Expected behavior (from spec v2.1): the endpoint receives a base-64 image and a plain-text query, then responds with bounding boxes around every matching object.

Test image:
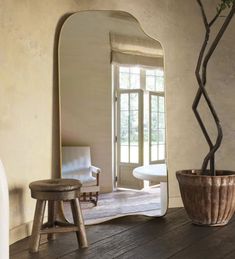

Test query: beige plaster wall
[1,0,235,244]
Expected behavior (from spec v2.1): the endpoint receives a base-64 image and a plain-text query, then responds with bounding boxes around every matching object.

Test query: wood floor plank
[116,214,235,259]
[60,208,189,259]
[115,221,219,258]
[10,211,178,259]
[166,220,235,259]
[10,208,235,259]
[223,249,235,259]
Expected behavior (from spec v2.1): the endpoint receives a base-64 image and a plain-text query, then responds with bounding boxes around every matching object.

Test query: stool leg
[48,201,56,241]
[29,200,46,253]
[71,198,88,248]
[83,193,86,201]
[95,192,99,206]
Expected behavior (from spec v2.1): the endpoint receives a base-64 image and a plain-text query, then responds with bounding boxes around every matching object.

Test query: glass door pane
[130,93,139,163]
[149,93,166,163]
[120,93,129,162]
[118,90,143,164]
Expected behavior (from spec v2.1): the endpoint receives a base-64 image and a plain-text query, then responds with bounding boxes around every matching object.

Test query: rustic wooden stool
[29,179,88,253]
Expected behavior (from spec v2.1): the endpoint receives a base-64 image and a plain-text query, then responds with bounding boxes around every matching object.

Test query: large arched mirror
[59,10,168,224]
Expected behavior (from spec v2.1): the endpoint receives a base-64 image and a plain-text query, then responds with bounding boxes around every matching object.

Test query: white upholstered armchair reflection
[62,146,101,206]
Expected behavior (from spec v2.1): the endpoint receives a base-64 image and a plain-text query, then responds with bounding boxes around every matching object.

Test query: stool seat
[29,179,82,201]
[29,178,88,253]
[29,179,81,192]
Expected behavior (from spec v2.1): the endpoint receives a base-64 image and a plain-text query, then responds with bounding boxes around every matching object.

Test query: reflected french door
[116,89,144,189]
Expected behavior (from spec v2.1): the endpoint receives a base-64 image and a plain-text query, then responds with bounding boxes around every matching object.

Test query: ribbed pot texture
[176,170,235,226]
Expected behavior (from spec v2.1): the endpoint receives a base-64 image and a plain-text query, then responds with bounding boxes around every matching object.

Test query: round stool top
[29,178,81,192]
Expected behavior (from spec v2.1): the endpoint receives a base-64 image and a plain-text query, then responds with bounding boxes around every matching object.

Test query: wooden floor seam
[10,208,235,259]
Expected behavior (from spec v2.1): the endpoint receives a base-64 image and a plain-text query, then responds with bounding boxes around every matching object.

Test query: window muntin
[146,68,164,92]
[119,67,140,89]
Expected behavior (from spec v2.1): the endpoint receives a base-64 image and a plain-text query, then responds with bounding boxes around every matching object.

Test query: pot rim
[176,169,235,177]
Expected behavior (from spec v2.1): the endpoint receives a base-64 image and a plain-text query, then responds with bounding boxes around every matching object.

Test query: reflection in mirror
[59,10,167,224]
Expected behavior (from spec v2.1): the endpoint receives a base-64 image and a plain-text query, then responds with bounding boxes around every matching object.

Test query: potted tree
[176,0,235,226]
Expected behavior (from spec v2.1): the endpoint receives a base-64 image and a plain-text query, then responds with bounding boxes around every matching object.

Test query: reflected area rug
[66,188,162,225]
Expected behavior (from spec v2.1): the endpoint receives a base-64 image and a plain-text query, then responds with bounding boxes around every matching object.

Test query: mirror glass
[59,10,168,224]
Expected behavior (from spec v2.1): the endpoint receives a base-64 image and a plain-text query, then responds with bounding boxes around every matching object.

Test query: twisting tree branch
[193,0,235,175]
[193,0,213,172]
[209,6,223,26]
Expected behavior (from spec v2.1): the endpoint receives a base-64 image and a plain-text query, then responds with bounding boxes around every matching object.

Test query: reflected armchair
[62,146,101,206]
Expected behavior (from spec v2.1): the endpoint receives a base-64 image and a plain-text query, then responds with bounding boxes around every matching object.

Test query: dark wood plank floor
[10,208,235,259]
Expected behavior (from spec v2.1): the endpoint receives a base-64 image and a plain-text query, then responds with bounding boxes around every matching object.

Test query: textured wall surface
[1,0,235,244]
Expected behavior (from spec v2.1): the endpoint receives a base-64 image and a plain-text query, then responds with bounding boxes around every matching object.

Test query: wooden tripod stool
[29,179,88,253]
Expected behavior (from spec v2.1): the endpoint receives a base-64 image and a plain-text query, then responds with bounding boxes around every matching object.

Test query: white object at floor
[0,160,9,259]
[133,164,168,215]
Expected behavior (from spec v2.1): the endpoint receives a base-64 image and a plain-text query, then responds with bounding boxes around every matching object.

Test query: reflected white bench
[133,164,167,214]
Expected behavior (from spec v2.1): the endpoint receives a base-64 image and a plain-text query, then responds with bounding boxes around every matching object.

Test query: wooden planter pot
[176,170,235,226]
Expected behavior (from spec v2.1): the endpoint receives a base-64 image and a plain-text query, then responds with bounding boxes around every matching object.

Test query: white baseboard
[10,221,33,245]
[169,196,183,208]
[100,186,113,193]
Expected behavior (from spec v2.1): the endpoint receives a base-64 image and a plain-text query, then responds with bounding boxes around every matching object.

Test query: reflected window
[119,67,140,89]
